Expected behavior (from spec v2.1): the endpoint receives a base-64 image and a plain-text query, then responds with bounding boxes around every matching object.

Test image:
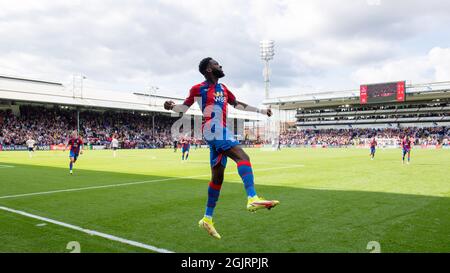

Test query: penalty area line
[0,205,174,253]
[0,164,304,200]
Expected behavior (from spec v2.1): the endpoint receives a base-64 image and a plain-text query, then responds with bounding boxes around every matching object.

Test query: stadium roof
[263,81,450,109]
[0,74,264,121]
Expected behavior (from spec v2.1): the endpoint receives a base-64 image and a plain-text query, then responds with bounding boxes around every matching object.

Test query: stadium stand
[0,105,177,148]
[264,81,450,148]
[278,127,449,147]
[0,74,264,150]
[2,75,449,150]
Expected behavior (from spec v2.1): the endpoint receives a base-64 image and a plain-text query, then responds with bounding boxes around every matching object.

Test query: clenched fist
[260,108,272,117]
[164,100,175,111]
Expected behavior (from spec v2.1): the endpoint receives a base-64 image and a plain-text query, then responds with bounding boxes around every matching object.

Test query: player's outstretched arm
[164,100,190,113]
[63,141,69,152]
[232,100,272,117]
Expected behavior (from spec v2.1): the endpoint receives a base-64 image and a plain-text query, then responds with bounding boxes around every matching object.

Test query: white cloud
[351,47,450,85]
[429,47,450,81]
[351,56,430,84]
[0,0,449,105]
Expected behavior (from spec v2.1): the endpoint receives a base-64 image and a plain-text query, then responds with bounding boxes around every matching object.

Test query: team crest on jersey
[214,91,225,103]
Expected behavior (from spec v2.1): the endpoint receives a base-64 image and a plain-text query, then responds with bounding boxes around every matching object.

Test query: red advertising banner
[360,85,368,104]
[51,144,67,150]
[396,81,405,102]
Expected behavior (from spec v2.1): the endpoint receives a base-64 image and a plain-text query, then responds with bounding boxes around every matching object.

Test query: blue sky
[0,0,449,105]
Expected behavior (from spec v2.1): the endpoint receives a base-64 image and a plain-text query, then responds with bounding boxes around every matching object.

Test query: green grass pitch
[0,147,449,253]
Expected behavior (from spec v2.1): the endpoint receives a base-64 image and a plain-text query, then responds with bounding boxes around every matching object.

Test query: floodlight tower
[81,75,86,99]
[260,40,275,99]
[148,85,159,106]
[72,74,86,135]
[72,74,87,98]
[147,85,159,135]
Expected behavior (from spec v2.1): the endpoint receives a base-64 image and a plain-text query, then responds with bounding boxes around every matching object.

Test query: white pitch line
[0,205,173,253]
[0,164,15,169]
[0,164,304,200]
[0,176,203,200]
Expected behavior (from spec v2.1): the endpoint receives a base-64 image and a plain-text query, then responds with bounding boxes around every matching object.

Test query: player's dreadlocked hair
[199,57,213,75]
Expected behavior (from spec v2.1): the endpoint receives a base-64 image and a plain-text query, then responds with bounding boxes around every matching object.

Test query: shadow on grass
[0,162,448,253]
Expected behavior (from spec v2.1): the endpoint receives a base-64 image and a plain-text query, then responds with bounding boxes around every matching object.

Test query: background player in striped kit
[402,135,412,164]
[370,137,377,160]
[63,130,84,175]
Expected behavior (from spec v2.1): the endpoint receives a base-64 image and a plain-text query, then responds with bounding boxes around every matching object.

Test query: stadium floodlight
[81,76,86,99]
[72,74,87,99]
[260,40,275,99]
[71,75,86,134]
[147,85,159,106]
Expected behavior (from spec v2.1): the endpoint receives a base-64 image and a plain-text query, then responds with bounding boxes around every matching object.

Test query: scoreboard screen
[360,81,405,104]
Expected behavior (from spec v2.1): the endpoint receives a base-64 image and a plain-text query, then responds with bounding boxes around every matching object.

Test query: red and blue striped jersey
[68,137,83,154]
[183,81,237,128]
[181,140,190,149]
[402,139,411,150]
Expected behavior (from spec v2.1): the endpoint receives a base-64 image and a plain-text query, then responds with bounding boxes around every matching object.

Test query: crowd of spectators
[278,127,449,147]
[1,106,73,146]
[0,106,179,149]
[80,110,176,148]
[1,105,448,149]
